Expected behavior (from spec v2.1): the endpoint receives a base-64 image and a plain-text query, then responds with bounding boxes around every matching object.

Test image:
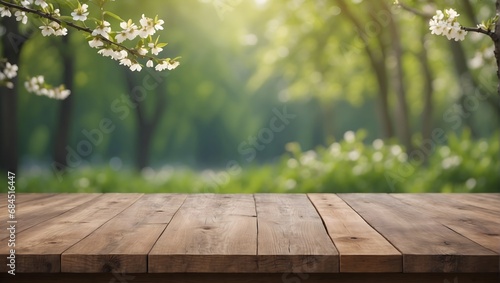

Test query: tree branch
[395,1,432,19]
[0,0,158,61]
[462,26,498,41]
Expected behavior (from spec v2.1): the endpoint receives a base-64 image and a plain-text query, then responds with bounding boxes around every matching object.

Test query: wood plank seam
[305,194,340,252]
[337,193,405,272]
[59,194,145,255]
[252,194,258,257]
[145,194,188,273]
[441,223,500,257]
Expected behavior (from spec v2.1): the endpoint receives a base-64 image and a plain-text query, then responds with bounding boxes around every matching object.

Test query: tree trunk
[335,0,394,140]
[448,41,479,136]
[496,0,500,97]
[419,35,434,144]
[136,124,154,170]
[123,70,167,171]
[387,9,413,152]
[0,18,26,174]
[53,35,75,171]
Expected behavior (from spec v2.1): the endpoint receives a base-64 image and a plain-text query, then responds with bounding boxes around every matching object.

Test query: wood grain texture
[391,194,500,254]
[0,193,143,273]
[0,194,101,240]
[1,273,498,283]
[149,194,258,273]
[428,193,500,215]
[62,194,187,273]
[255,194,339,273]
[339,194,499,273]
[0,193,58,207]
[308,194,401,272]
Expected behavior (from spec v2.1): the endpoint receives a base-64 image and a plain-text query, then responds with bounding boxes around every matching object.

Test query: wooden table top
[0,193,499,274]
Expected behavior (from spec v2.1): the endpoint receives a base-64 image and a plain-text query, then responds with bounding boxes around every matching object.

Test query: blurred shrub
[12,130,500,193]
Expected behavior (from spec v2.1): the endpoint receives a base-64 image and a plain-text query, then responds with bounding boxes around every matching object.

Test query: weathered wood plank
[428,193,500,215]
[0,193,143,273]
[0,194,101,240]
[308,194,401,272]
[62,194,187,273]
[255,194,339,273]
[339,194,499,273]
[149,194,257,273]
[0,193,58,207]
[391,194,500,254]
[1,272,498,283]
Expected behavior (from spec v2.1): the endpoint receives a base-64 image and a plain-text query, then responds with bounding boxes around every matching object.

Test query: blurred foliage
[13,131,499,193]
[2,0,499,192]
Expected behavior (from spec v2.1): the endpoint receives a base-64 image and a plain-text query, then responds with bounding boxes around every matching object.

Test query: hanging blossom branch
[395,0,500,96]
[0,0,180,99]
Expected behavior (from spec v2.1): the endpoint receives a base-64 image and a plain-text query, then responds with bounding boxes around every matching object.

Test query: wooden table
[0,193,499,282]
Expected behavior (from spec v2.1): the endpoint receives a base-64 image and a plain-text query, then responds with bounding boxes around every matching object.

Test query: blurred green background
[1,0,499,193]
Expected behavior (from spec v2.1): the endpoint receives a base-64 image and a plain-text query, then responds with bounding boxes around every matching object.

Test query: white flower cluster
[0,61,18,89]
[25,76,71,100]
[429,9,468,41]
[87,14,179,72]
[0,0,180,73]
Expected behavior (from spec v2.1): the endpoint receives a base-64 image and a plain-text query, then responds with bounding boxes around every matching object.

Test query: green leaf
[103,11,125,22]
[156,42,168,48]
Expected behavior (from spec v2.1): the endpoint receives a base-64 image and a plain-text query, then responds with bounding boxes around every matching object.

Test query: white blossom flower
[148,42,163,55]
[115,31,128,43]
[0,7,12,17]
[130,62,142,72]
[429,18,446,35]
[137,47,148,56]
[119,20,139,40]
[34,0,48,8]
[24,76,71,100]
[119,58,132,67]
[3,62,18,79]
[154,18,164,31]
[139,14,156,38]
[6,82,13,89]
[146,60,154,68]
[155,60,168,71]
[429,9,467,41]
[15,11,28,24]
[92,21,111,39]
[88,38,104,48]
[40,24,55,36]
[113,50,128,60]
[445,8,459,20]
[50,21,67,36]
[71,4,89,21]
[155,59,179,71]
[53,86,71,100]
[98,48,115,58]
[20,0,32,8]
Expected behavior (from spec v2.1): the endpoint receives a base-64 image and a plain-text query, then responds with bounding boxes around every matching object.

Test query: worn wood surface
[255,194,338,273]
[308,194,401,272]
[338,193,499,273]
[149,194,258,273]
[1,193,499,277]
[1,273,498,283]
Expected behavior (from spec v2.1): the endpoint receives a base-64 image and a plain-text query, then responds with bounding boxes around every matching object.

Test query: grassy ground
[9,131,500,194]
